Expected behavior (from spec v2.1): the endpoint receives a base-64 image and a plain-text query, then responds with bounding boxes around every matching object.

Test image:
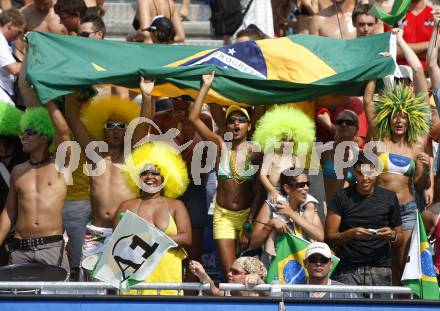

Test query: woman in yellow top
[115,141,191,295]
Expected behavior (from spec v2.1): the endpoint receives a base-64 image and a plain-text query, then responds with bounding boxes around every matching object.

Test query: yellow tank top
[130,209,187,296]
[65,152,90,201]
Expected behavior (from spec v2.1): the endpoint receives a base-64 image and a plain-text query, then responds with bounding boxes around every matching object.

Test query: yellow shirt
[65,152,90,201]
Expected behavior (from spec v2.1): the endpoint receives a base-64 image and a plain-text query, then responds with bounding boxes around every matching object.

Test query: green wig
[20,107,55,143]
[124,141,189,199]
[252,105,316,154]
[375,84,431,144]
[81,95,140,140]
[0,101,23,137]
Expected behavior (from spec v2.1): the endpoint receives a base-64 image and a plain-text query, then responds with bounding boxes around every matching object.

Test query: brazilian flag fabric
[266,233,339,284]
[402,212,439,300]
[26,32,395,105]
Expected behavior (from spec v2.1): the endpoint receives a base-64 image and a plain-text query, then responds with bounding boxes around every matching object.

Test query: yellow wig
[124,141,189,198]
[81,95,140,140]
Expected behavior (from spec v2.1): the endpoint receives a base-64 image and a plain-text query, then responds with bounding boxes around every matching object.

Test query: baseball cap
[145,15,173,32]
[225,105,250,120]
[304,242,332,260]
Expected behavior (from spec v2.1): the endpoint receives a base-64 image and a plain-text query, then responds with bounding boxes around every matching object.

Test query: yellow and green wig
[252,105,316,154]
[81,95,140,140]
[375,84,431,144]
[20,107,55,143]
[0,101,23,137]
[124,141,189,198]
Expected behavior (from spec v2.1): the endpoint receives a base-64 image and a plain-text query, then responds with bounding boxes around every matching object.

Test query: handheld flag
[26,32,395,105]
[93,211,177,290]
[368,0,410,26]
[266,234,339,284]
[401,211,439,300]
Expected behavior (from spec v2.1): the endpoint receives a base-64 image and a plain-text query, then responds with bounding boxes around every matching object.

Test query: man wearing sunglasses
[289,242,356,298]
[0,103,71,272]
[325,153,403,292]
[78,13,105,39]
[65,82,153,279]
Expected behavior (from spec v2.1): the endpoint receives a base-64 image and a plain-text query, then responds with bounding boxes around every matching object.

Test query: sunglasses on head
[104,122,126,129]
[307,256,330,264]
[229,268,246,276]
[140,167,161,177]
[78,31,99,38]
[294,181,310,189]
[22,128,38,136]
[335,118,356,126]
[226,115,248,124]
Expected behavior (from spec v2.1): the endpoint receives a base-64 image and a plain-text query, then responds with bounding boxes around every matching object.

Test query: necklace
[229,145,249,184]
[29,155,51,166]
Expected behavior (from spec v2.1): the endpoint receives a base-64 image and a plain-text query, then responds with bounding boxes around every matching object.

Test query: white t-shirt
[0,32,16,102]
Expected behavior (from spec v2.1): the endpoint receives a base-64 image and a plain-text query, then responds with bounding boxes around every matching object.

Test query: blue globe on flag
[282,260,306,284]
[421,249,436,278]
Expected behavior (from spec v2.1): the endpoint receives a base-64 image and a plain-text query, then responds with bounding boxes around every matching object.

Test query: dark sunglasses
[335,118,356,126]
[226,115,248,124]
[307,256,330,264]
[294,181,310,189]
[140,168,161,177]
[78,31,99,38]
[104,122,126,129]
[22,128,38,136]
[230,268,246,276]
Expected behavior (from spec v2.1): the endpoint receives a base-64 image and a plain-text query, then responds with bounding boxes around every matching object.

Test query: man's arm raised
[132,77,155,148]
[65,94,94,150]
[46,101,70,148]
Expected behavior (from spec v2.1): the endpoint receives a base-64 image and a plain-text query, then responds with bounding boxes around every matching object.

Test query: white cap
[304,242,332,260]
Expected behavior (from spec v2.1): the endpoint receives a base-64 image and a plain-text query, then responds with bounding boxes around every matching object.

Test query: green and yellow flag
[26,32,395,105]
[402,212,440,300]
[266,234,339,284]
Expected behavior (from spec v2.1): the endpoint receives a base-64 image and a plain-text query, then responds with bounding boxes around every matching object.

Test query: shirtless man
[54,0,86,35]
[13,0,66,62]
[65,91,150,275]
[0,103,71,271]
[309,0,356,39]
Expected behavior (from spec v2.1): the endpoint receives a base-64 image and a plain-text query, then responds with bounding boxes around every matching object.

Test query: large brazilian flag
[26,31,396,105]
[266,233,339,284]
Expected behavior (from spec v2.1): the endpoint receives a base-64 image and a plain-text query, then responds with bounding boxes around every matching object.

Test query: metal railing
[0,281,426,299]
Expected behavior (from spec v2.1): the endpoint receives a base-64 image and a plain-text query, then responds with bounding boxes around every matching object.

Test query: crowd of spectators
[0,0,439,299]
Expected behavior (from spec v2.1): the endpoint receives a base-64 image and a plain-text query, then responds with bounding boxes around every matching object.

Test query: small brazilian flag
[266,234,339,284]
[402,212,439,300]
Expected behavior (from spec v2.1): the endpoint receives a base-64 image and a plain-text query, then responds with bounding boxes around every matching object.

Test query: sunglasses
[307,256,330,264]
[294,181,310,189]
[22,128,38,136]
[230,268,246,276]
[227,115,248,125]
[78,31,99,38]
[335,119,356,126]
[140,168,161,177]
[104,122,126,129]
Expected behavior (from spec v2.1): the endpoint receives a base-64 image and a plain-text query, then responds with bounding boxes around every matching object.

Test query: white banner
[93,210,177,289]
[401,214,421,281]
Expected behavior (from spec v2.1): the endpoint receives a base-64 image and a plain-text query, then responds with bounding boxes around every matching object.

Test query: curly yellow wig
[124,141,189,198]
[375,84,431,144]
[81,95,140,140]
[0,102,23,137]
[252,105,316,154]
